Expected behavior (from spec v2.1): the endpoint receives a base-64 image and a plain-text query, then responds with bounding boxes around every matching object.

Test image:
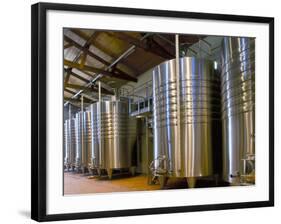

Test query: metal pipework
[64,34,150,106]
[81,93,97,102]
[221,37,255,185]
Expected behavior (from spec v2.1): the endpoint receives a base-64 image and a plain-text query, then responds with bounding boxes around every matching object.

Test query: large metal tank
[64,118,76,170]
[74,112,83,171]
[74,111,92,172]
[89,104,99,172]
[89,103,100,175]
[152,57,220,188]
[64,121,67,169]
[83,111,92,172]
[221,37,255,185]
[96,101,137,178]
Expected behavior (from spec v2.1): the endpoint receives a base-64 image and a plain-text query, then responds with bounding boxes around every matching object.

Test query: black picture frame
[31,2,274,222]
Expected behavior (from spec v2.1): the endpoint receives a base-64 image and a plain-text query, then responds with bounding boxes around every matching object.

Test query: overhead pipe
[81,93,97,102]
[64,33,150,106]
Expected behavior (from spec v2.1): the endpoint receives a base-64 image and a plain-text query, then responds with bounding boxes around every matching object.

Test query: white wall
[121,68,153,100]
[0,0,280,223]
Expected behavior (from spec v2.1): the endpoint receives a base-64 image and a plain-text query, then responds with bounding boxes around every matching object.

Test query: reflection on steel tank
[64,118,76,170]
[74,112,83,171]
[83,111,92,172]
[74,111,92,173]
[221,37,255,185]
[90,101,137,179]
[89,103,99,172]
[151,57,220,188]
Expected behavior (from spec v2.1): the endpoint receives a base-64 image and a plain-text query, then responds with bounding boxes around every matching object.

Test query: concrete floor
[64,172,223,195]
[64,172,160,195]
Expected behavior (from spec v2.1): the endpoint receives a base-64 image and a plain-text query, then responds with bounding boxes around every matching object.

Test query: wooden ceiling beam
[64,35,137,82]
[70,29,140,75]
[64,68,89,83]
[64,59,118,78]
[64,59,137,82]
[108,32,147,49]
[64,68,72,84]
[64,68,114,95]
[64,88,97,102]
[64,35,109,64]
[64,97,93,103]
[64,43,73,49]
[64,88,77,95]
[70,29,100,42]
[65,83,114,95]
[109,32,174,59]
[64,33,96,88]
[149,37,175,58]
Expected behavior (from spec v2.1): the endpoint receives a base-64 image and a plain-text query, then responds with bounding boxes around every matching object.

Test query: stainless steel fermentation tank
[74,112,83,171]
[74,111,92,172]
[90,101,137,179]
[64,118,76,170]
[83,111,92,172]
[221,37,255,185]
[89,103,99,172]
[152,57,220,188]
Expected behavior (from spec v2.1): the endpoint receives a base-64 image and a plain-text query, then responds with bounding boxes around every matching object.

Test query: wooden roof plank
[70,29,140,75]
[64,35,137,81]
[65,83,114,95]
[109,32,174,59]
[64,88,96,102]
[64,59,137,82]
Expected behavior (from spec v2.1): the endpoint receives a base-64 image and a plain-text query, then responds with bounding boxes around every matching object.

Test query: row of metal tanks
[64,36,255,188]
[64,101,137,179]
[151,37,255,188]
